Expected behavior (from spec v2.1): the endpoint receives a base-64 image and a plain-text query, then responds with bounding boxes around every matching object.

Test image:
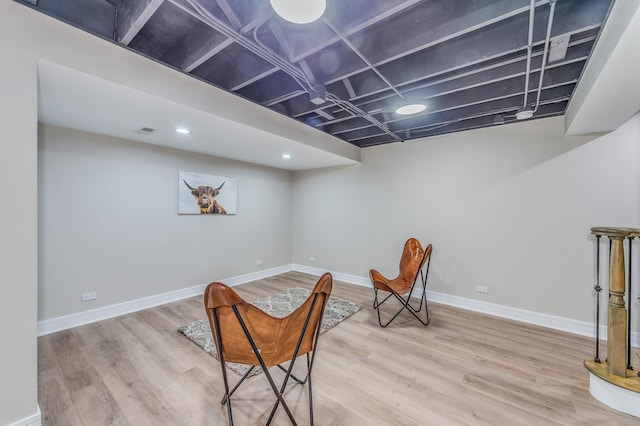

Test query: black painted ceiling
[22,0,614,147]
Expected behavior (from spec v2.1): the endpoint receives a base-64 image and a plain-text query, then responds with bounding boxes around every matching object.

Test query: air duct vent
[133,127,158,135]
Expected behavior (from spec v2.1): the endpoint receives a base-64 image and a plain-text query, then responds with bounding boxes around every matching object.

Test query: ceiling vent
[132,127,158,135]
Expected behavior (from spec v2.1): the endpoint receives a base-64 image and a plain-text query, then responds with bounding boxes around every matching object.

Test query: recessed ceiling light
[395,103,426,115]
[270,0,326,24]
[175,127,191,134]
[282,153,291,159]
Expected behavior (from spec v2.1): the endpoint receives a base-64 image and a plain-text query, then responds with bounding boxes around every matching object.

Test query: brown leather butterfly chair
[203,273,333,426]
[370,238,432,327]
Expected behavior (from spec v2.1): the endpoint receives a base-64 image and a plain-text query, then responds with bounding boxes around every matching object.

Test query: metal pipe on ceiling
[533,0,557,113]
[182,0,310,89]
[522,0,536,110]
[178,0,402,142]
[518,0,557,119]
[324,18,404,100]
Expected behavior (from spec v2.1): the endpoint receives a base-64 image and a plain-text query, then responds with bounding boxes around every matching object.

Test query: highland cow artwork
[179,171,237,215]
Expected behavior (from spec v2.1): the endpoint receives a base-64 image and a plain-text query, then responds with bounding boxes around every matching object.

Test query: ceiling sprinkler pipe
[522,0,536,110]
[324,18,404,100]
[533,0,558,113]
[182,0,400,141]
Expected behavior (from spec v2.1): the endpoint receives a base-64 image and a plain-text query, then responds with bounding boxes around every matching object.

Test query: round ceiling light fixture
[270,0,326,24]
[515,109,534,120]
[175,127,191,134]
[395,103,426,115]
[281,153,291,159]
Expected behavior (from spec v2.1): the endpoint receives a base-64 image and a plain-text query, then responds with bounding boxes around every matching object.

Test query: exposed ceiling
[24,0,613,148]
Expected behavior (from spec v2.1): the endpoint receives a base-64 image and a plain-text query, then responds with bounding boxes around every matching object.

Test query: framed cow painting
[178,170,237,215]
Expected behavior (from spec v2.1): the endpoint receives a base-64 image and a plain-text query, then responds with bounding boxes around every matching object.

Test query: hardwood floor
[38,272,639,425]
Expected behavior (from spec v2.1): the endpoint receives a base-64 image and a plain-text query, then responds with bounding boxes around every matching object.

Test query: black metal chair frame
[210,292,328,426]
[373,255,431,328]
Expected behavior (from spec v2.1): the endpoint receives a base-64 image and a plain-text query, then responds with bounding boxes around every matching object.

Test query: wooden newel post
[587,227,640,417]
[607,234,628,376]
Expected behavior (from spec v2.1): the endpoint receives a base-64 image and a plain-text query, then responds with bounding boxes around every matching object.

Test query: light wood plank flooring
[38,272,639,425]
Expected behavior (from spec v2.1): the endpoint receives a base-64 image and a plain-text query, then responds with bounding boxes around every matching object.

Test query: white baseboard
[8,405,41,426]
[293,264,371,287]
[37,265,293,336]
[292,264,640,347]
[38,263,639,347]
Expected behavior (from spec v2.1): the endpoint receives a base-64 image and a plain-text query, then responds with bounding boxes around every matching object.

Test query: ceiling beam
[230,67,279,91]
[166,0,271,74]
[355,49,588,115]
[342,78,357,99]
[222,0,424,96]
[310,0,607,90]
[287,37,593,120]
[327,81,576,137]
[397,102,568,144]
[267,21,318,87]
[352,36,594,108]
[255,0,539,106]
[117,0,165,45]
[289,0,425,63]
[215,0,242,29]
[258,0,604,109]
[387,85,574,133]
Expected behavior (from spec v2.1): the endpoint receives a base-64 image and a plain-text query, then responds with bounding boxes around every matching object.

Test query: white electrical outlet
[81,291,97,302]
[476,285,488,294]
[255,260,263,266]
[309,256,316,262]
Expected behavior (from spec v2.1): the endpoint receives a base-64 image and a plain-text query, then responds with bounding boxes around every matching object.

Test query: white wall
[293,114,640,327]
[0,9,39,426]
[0,1,301,422]
[38,125,292,320]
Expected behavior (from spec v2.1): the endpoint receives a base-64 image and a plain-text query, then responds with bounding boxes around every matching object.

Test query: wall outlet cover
[81,291,97,301]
